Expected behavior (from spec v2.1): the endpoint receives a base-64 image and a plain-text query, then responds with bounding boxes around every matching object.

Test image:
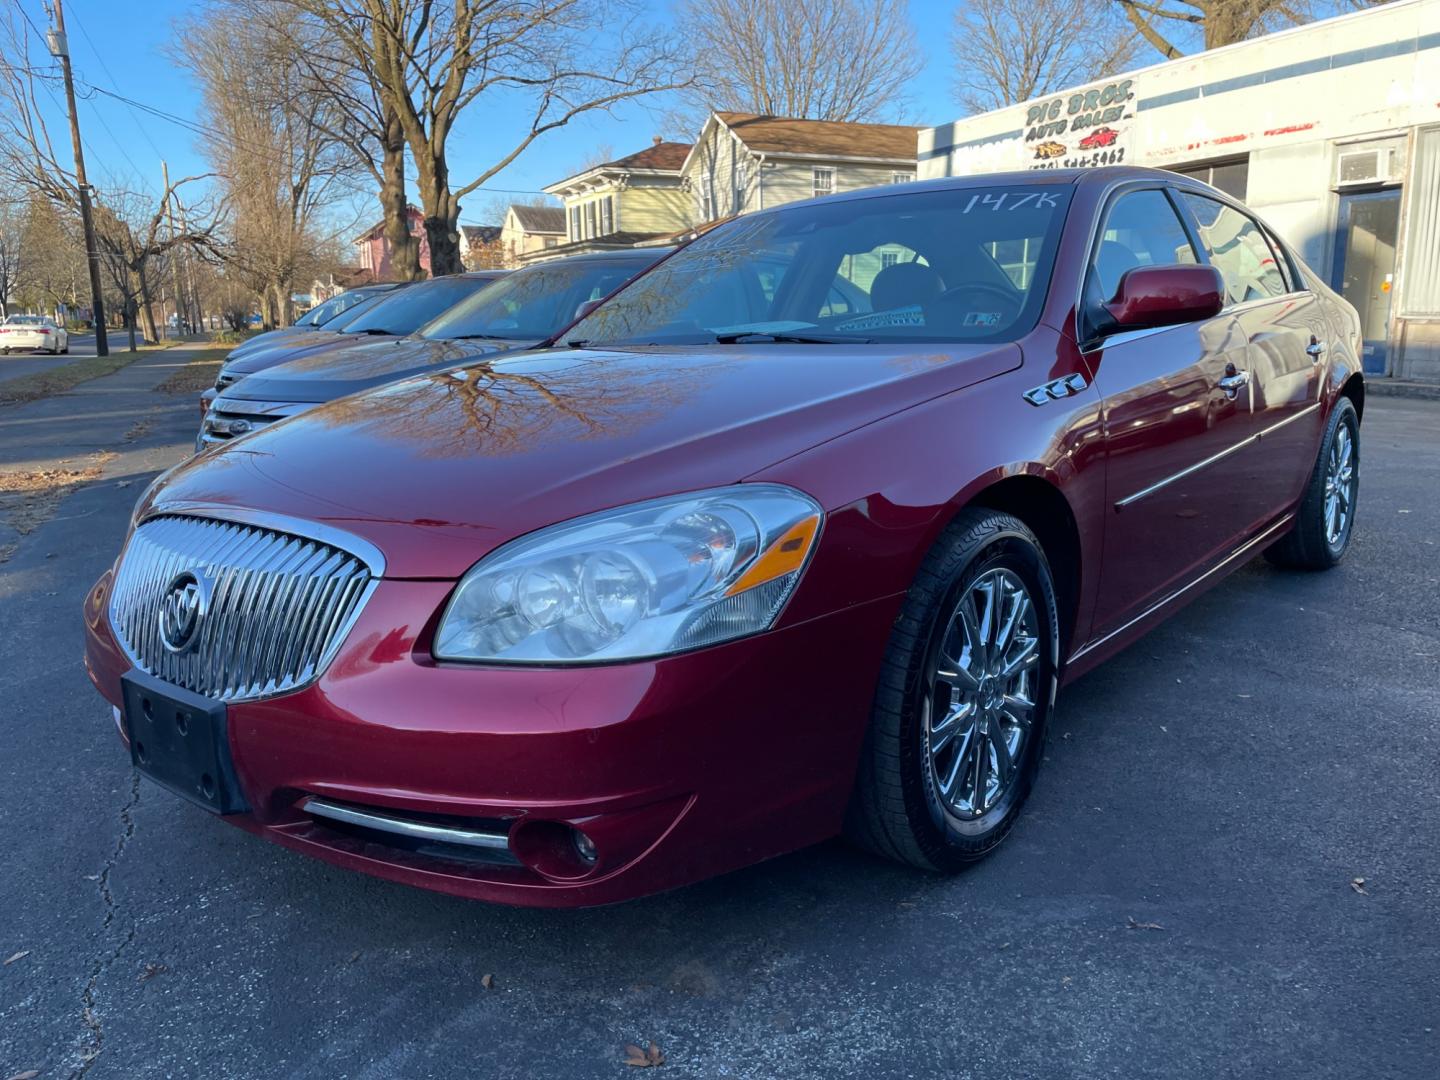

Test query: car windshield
[420,259,650,341]
[5,315,44,325]
[566,184,1072,347]
[340,275,500,336]
[311,288,388,326]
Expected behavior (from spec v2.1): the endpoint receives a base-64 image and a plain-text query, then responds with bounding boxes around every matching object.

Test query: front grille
[109,515,374,702]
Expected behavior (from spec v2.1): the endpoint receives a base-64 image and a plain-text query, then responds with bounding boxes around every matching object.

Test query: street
[0,333,190,387]
[0,351,1436,1079]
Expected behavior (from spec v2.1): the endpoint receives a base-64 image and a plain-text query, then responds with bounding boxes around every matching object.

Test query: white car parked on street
[0,315,69,355]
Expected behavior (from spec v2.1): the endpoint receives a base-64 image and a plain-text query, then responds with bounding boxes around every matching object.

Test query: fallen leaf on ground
[623,1041,665,1067]
[1126,917,1164,930]
[347,950,360,963]
[481,973,495,990]
[116,480,132,488]
[3,950,30,965]
[139,962,168,982]
[1350,877,1369,895]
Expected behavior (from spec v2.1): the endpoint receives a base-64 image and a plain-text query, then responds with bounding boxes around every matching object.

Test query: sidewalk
[0,345,215,563]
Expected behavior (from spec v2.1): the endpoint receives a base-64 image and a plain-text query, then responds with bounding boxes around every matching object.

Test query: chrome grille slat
[109,514,375,702]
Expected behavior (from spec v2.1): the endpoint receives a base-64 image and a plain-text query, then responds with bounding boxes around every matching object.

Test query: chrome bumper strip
[302,797,512,852]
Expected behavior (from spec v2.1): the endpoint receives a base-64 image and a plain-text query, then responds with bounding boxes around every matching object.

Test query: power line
[65,2,165,159]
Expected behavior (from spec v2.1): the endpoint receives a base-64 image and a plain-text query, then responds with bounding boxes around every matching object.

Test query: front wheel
[1265,396,1359,570]
[846,509,1059,871]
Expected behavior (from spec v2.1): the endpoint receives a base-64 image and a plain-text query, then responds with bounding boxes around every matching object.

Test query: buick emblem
[158,570,209,653]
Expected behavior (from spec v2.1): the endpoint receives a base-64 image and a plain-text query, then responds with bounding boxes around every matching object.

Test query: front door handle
[1218,368,1250,398]
[1306,338,1326,360]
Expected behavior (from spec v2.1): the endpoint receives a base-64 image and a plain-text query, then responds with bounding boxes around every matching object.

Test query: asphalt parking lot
[1,354,1436,1080]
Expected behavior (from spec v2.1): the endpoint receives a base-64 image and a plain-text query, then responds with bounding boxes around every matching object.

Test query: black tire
[846,508,1060,871]
[1264,396,1359,571]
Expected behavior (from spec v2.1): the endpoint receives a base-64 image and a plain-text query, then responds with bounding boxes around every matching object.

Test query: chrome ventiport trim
[303,798,512,853]
[1024,372,1088,406]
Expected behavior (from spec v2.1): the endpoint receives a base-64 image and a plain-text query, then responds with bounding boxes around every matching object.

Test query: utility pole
[47,0,108,356]
[161,160,186,336]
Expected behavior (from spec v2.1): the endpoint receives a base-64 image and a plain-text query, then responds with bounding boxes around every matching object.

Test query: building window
[891,171,914,184]
[701,187,714,222]
[600,196,614,236]
[1402,126,1440,316]
[568,206,581,243]
[1168,157,1249,201]
[585,200,598,239]
[813,167,835,197]
[880,252,900,269]
[543,237,557,249]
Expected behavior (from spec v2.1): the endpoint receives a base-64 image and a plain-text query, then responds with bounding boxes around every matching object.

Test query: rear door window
[1177,192,1288,304]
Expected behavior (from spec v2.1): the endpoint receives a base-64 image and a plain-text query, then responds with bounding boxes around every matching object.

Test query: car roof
[537,247,676,267]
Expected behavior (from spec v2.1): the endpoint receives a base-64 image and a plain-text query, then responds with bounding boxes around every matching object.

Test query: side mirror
[1104,265,1225,331]
[574,299,601,320]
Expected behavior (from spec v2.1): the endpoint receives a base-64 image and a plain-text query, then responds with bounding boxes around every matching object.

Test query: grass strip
[0,351,146,407]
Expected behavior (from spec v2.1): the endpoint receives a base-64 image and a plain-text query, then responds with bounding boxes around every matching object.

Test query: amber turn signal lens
[724,513,820,596]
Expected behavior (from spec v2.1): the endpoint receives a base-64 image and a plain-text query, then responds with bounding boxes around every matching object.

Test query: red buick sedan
[84,167,1363,907]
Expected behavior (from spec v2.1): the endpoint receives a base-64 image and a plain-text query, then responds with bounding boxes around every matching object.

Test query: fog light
[572,828,597,864]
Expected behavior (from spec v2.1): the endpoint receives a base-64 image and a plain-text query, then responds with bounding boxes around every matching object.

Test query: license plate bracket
[120,669,249,815]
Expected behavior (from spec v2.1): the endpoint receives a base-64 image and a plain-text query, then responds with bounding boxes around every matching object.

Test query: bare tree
[674,0,923,127]
[265,0,693,275]
[0,197,24,317]
[953,0,1140,112]
[89,181,219,349]
[1113,0,1385,59]
[174,7,359,326]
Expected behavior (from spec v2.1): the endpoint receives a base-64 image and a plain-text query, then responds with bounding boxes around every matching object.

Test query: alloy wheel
[1323,423,1355,546]
[925,567,1039,819]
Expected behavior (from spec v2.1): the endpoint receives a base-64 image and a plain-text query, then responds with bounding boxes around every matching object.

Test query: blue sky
[23,0,972,227]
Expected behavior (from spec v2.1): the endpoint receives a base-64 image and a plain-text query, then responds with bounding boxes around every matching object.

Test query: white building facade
[918,0,1440,382]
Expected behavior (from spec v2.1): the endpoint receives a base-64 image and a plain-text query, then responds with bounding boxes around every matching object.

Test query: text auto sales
[1024,79,1135,141]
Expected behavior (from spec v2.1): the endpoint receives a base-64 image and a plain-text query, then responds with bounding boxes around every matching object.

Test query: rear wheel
[847,509,1059,871]
[1265,397,1359,570]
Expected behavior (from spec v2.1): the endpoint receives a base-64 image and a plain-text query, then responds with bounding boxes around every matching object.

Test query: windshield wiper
[712,331,876,344]
[359,328,396,335]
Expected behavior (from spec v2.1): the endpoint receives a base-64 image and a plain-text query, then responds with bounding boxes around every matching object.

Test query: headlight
[434,484,822,664]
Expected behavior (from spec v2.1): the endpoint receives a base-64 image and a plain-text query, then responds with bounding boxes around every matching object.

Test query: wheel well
[1340,372,1365,422]
[968,476,1082,657]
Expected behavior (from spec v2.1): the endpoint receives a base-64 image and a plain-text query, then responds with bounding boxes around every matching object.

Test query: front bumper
[197,396,314,449]
[84,568,896,907]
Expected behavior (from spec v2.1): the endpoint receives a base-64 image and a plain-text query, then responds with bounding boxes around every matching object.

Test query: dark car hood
[150,342,1020,578]
[228,325,322,359]
[221,336,537,404]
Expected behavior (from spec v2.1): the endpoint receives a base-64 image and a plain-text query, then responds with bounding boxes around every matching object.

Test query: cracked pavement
[0,362,1437,1079]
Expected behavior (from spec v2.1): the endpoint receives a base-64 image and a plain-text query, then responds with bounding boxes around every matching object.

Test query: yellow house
[533,139,692,261]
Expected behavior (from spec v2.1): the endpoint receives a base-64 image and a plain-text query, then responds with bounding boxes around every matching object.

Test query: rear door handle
[1218,369,1250,398]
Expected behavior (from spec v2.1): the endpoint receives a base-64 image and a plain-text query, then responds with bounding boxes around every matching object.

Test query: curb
[1366,379,1440,402]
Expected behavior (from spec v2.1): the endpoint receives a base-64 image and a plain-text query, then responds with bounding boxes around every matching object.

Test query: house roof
[711,112,920,161]
[509,204,566,234]
[460,224,502,245]
[353,204,423,243]
[602,141,692,172]
[545,140,693,193]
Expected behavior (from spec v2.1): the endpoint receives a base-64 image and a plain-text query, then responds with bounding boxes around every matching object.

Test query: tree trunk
[423,213,462,277]
[125,300,138,352]
[380,109,421,281]
[134,265,160,345]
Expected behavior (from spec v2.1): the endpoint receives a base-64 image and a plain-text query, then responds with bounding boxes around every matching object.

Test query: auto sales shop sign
[932,74,1141,176]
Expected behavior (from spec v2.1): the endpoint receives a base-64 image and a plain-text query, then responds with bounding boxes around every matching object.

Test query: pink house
[354,205,432,279]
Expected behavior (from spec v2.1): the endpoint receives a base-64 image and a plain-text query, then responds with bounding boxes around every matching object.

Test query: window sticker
[963,311,1003,328]
[836,306,926,331]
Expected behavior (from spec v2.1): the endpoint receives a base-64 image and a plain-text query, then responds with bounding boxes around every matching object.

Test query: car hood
[148,342,1020,578]
[228,326,320,359]
[224,330,387,375]
[219,336,537,404]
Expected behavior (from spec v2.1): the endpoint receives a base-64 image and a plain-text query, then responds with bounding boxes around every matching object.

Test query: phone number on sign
[1031,147,1127,171]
